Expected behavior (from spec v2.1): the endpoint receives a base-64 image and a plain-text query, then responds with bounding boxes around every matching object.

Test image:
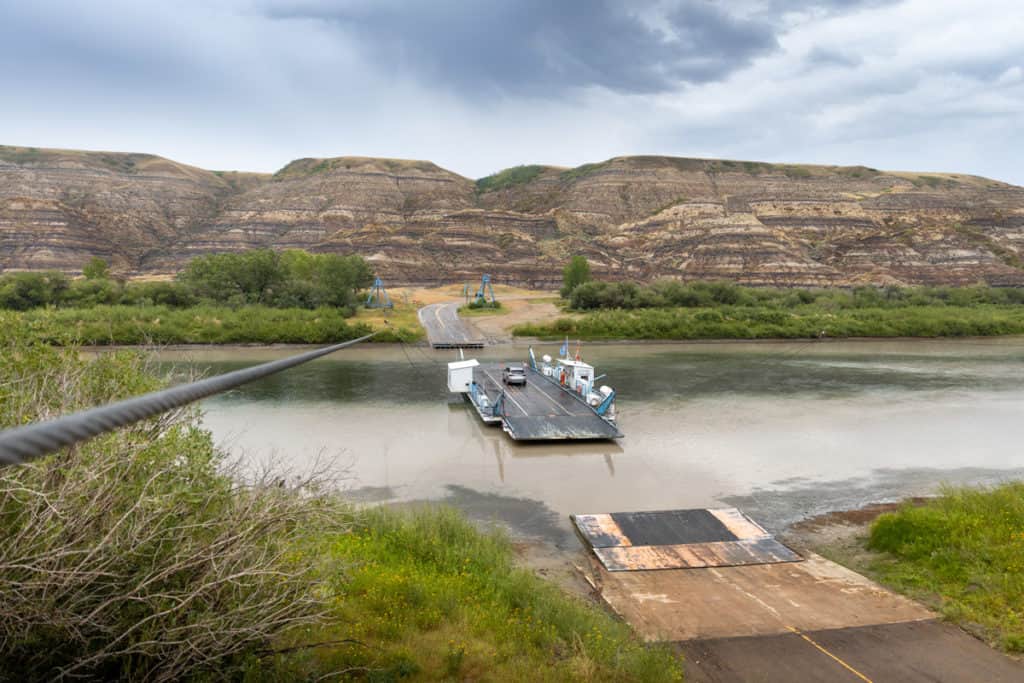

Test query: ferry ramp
[419,302,485,348]
[572,508,1024,682]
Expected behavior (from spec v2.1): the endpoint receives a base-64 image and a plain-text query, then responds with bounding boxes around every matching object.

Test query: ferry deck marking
[517,374,575,416]
[480,368,529,416]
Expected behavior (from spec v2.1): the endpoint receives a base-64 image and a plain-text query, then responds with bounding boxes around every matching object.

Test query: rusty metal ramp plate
[503,416,622,441]
[571,508,800,571]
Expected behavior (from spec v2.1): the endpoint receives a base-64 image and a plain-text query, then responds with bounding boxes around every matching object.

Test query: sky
[1,0,1022,183]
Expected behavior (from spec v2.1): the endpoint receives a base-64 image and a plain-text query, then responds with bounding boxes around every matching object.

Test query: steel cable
[0,332,378,466]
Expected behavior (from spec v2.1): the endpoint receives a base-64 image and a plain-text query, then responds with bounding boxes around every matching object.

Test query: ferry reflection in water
[447,401,624,483]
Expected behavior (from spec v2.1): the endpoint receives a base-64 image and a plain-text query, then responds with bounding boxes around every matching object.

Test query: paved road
[589,549,1024,682]
[681,620,1024,682]
[418,302,484,348]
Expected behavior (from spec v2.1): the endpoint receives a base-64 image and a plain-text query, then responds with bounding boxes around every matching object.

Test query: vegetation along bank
[806,483,1024,654]
[515,269,1024,340]
[0,250,421,344]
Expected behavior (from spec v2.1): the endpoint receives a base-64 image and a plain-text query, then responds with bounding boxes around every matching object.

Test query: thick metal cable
[0,332,377,466]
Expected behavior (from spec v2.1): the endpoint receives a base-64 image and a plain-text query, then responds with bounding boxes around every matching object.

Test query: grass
[864,483,1024,652]
[5,304,421,345]
[458,303,510,317]
[512,304,1024,340]
[559,162,610,183]
[353,301,426,339]
[475,165,548,193]
[266,506,683,681]
[0,145,42,164]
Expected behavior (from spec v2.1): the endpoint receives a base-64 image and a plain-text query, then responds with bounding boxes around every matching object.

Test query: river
[159,338,1024,547]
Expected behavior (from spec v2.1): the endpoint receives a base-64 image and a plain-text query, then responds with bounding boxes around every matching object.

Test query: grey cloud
[262,0,779,95]
[717,0,902,23]
[805,46,862,68]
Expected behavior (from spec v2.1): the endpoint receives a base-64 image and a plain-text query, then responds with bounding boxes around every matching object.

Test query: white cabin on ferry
[555,358,594,396]
[447,359,479,393]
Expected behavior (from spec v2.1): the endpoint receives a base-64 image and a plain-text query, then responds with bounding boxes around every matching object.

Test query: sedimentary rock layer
[2,146,1023,287]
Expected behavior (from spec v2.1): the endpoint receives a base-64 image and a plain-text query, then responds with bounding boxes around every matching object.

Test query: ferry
[447,341,621,441]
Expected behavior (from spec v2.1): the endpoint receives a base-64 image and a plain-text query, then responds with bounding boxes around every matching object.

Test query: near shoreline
[785,486,1024,657]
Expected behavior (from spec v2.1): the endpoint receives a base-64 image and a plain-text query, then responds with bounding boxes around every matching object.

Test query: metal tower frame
[365,276,394,309]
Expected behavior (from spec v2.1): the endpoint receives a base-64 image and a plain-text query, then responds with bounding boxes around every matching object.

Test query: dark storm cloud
[262,0,780,95]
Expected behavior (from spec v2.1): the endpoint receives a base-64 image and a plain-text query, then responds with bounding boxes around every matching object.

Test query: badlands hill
[2,144,1023,287]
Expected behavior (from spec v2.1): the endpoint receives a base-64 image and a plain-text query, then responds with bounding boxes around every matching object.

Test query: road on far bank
[417,302,484,348]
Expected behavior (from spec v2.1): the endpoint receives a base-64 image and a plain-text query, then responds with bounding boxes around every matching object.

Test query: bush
[177,249,373,309]
[513,303,1024,341]
[560,255,592,298]
[868,483,1024,652]
[563,279,1024,313]
[7,305,382,345]
[0,330,346,680]
[0,271,69,310]
[466,299,502,310]
[64,277,123,306]
[82,256,110,280]
[0,250,375,314]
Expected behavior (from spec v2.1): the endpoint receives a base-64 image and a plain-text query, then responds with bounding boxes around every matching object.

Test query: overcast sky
[1,0,1022,183]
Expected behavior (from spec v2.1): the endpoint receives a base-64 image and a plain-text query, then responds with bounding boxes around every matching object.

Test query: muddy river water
[160,339,1024,547]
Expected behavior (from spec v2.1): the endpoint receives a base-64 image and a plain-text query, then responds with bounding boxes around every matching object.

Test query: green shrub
[0,329,345,679]
[868,483,1024,652]
[0,271,69,310]
[0,250,376,313]
[465,299,502,310]
[514,303,1024,340]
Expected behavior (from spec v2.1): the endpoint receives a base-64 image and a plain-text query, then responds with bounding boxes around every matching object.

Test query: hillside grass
[512,304,1024,340]
[476,165,548,193]
[269,507,682,681]
[6,305,422,345]
[865,483,1024,652]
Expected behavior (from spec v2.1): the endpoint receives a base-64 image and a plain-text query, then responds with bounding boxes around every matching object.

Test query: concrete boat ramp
[572,507,1024,682]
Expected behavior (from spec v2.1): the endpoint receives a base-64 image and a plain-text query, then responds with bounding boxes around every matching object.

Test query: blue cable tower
[475,274,495,305]
[365,277,393,309]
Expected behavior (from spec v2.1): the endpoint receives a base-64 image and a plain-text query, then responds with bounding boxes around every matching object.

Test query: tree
[82,256,110,280]
[561,255,592,298]
[176,249,373,310]
[0,271,69,310]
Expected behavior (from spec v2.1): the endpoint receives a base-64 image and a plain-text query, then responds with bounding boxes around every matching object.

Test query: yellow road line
[786,625,873,683]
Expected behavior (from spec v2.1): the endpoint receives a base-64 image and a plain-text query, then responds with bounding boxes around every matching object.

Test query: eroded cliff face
[2,146,1023,287]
